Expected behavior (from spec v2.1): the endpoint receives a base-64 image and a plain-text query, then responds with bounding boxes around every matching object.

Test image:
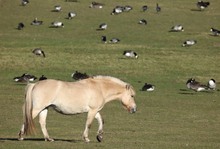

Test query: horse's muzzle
[130,106,137,114]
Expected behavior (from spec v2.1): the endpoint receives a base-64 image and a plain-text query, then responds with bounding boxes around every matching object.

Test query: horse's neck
[102,83,124,103]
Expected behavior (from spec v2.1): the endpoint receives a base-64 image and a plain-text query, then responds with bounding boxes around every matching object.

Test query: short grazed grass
[0,0,220,149]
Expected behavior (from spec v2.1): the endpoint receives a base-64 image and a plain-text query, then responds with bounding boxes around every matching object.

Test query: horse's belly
[51,103,89,115]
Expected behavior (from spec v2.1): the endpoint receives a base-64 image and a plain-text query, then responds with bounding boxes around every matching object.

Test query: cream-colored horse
[18,76,137,142]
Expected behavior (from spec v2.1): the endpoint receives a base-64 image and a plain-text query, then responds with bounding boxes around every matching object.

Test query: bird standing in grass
[17,22,25,30]
[156,3,161,13]
[98,23,107,30]
[32,48,45,57]
[101,36,107,43]
[142,5,148,12]
[68,12,77,19]
[39,75,47,81]
[207,79,216,90]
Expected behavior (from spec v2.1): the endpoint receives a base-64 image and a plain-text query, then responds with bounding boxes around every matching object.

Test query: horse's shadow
[0,138,81,142]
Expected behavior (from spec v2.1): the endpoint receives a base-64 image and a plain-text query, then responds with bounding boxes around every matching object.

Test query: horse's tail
[23,83,36,135]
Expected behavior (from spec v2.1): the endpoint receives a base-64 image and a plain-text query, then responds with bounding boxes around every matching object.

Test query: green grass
[1,0,220,148]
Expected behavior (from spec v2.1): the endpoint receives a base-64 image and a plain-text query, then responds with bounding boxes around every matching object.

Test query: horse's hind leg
[95,112,104,142]
[18,105,25,140]
[39,109,54,142]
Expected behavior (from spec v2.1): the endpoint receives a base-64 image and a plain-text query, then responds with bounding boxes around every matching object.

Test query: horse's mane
[92,75,128,86]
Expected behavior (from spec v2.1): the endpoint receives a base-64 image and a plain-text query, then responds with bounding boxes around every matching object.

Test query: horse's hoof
[84,138,90,143]
[96,134,103,142]
[45,138,54,142]
[18,137,24,141]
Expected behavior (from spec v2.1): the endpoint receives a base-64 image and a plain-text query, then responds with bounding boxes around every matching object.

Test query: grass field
[0,0,220,148]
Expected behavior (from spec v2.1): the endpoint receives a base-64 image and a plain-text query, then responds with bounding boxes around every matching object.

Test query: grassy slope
[0,0,220,149]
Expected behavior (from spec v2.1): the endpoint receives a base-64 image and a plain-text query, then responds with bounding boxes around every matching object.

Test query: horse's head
[121,84,137,113]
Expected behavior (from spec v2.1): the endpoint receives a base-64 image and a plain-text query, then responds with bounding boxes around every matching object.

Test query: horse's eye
[131,95,134,98]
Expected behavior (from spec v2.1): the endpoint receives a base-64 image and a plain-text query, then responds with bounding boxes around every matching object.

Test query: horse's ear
[126,84,131,90]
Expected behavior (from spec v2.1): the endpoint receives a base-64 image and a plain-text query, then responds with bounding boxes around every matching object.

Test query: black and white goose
[101,36,107,43]
[17,22,25,30]
[156,3,161,13]
[14,73,37,82]
[21,0,29,6]
[123,5,133,12]
[71,71,90,80]
[97,23,107,30]
[210,28,220,36]
[111,6,123,15]
[123,50,138,58]
[89,2,104,8]
[138,19,147,25]
[186,78,207,92]
[141,83,155,91]
[182,40,197,47]
[142,5,148,12]
[197,1,210,10]
[68,12,77,19]
[109,38,120,44]
[54,5,62,12]
[39,75,47,81]
[31,18,43,25]
[170,25,184,32]
[32,48,45,57]
[13,73,28,82]
[207,79,216,90]
[51,21,64,28]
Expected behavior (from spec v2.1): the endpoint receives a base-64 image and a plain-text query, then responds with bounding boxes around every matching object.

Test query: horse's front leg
[95,112,104,142]
[83,110,97,143]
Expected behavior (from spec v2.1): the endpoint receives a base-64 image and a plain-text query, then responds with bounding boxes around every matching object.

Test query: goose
[39,75,47,81]
[21,0,29,6]
[123,5,133,12]
[17,22,25,30]
[109,38,120,44]
[89,2,104,8]
[71,71,89,80]
[14,73,37,82]
[51,21,64,28]
[156,3,161,13]
[98,23,107,30]
[31,18,43,25]
[141,83,155,91]
[138,19,147,25]
[210,28,220,36]
[186,78,207,92]
[32,48,45,57]
[170,25,184,32]
[111,6,123,15]
[13,73,28,82]
[197,1,210,10]
[68,12,77,19]
[207,79,216,90]
[182,40,197,47]
[101,36,107,43]
[123,50,138,58]
[54,5,62,12]
[142,5,148,12]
